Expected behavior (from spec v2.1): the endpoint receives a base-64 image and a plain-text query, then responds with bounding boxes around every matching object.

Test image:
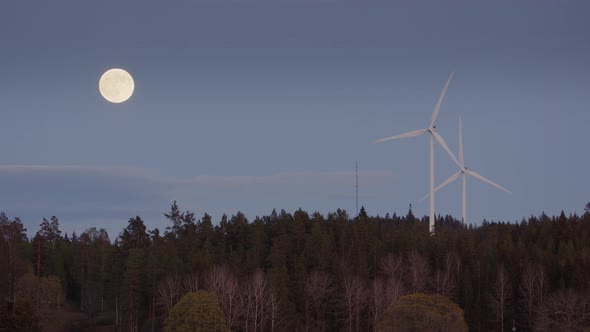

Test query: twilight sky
[1,0,589,237]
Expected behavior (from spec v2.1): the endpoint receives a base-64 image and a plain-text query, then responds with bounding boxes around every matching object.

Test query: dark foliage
[1,205,590,331]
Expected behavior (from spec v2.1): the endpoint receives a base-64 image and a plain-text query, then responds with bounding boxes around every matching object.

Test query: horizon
[5,203,588,240]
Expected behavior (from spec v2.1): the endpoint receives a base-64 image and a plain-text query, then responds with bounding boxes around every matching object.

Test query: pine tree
[0,213,27,319]
[196,213,215,271]
[164,201,183,238]
[119,216,150,331]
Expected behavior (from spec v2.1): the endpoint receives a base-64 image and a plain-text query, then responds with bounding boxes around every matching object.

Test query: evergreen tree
[118,216,150,331]
[0,214,28,318]
[196,213,215,271]
[164,201,183,238]
[121,216,150,251]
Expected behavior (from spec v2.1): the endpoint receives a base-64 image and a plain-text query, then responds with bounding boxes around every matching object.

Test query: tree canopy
[165,291,229,332]
[2,204,590,331]
[379,293,468,332]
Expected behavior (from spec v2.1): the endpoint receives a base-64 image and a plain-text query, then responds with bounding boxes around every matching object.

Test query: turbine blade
[459,117,464,167]
[432,131,462,169]
[465,170,511,193]
[430,72,454,128]
[373,128,428,144]
[419,171,461,201]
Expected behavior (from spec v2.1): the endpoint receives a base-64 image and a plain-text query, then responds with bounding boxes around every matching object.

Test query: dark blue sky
[1,1,589,237]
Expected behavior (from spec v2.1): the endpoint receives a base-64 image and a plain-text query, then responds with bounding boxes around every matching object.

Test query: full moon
[99,68,135,103]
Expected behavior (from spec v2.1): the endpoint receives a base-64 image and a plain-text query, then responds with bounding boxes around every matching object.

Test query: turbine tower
[421,118,510,225]
[374,73,461,234]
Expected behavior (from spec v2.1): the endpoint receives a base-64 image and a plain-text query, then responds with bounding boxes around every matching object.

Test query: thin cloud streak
[183,170,395,187]
[0,165,396,235]
[0,165,395,188]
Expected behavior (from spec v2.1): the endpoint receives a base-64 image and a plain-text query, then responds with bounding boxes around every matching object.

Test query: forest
[2,202,590,331]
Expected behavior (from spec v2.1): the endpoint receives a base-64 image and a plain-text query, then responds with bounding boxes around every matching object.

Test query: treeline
[2,203,590,331]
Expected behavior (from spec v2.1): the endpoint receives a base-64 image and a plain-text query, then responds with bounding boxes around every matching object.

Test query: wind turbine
[374,73,461,234]
[421,118,510,225]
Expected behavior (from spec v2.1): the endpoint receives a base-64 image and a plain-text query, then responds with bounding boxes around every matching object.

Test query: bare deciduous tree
[207,265,241,330]
[434,253,461,300]
[519,263,542,329]
[369,278,386,332]
[380,253,405,307]
[268,291,281,332]
[380,253,403,282]
[183,272,200,293]
[342,273,367,332]
[407,250,430,294]
[535,289,590,332]
[490,264,511,332]
[156,276,179,318]
[243,269,268,332]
